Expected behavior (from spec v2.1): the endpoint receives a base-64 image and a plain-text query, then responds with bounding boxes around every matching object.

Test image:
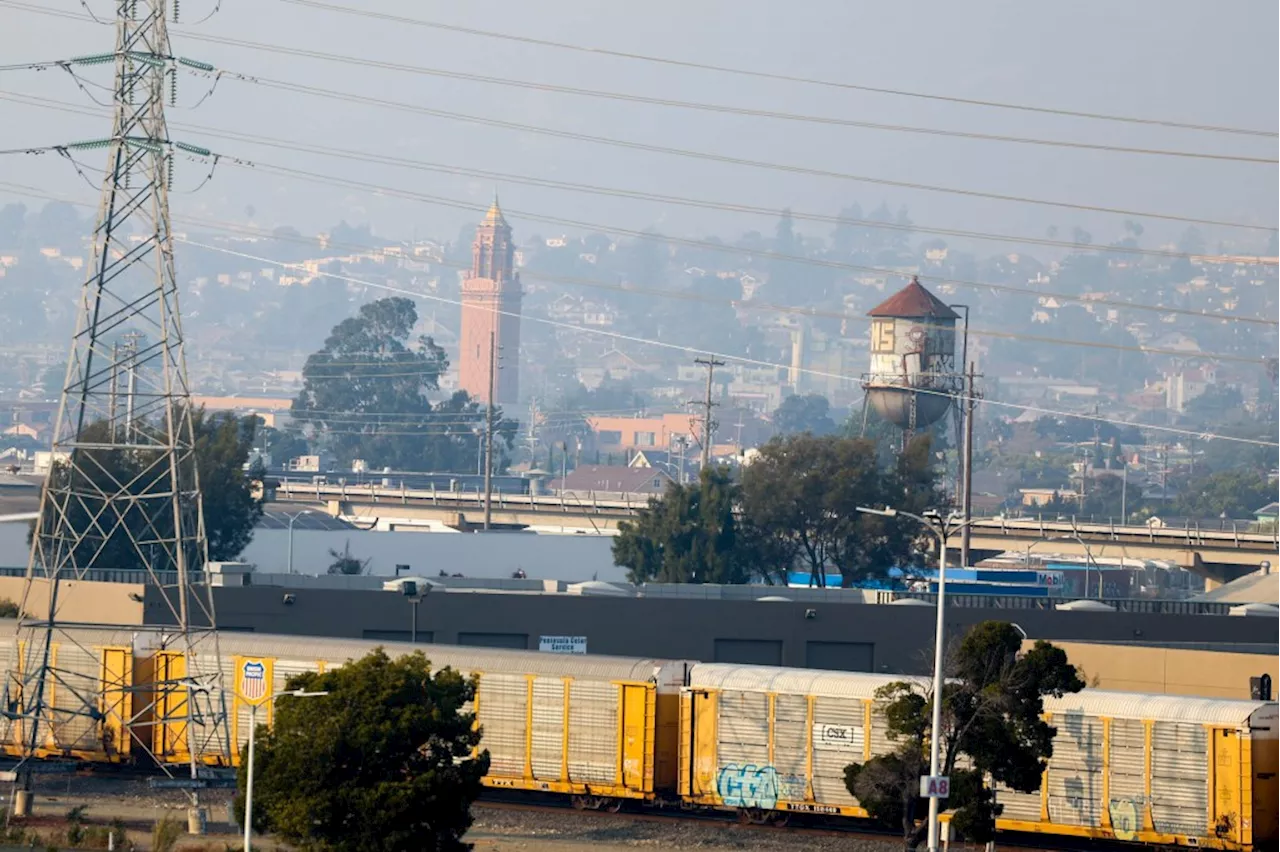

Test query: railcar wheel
[769,811,790,827]
[604,798,623,813]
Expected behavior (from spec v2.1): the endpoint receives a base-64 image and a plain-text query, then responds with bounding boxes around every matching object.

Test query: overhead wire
[11,0,1274,141]
[3,73,1276,235]
[5,82,1270,264]
[7,99,1275,330]
[188,77,1280,231]
[227,159,1280,328]
[3,178,1273,365]
[180,237,1280,449]
[275,0,1277,139]
[0,175,1268,447]
[167,30,1275,165]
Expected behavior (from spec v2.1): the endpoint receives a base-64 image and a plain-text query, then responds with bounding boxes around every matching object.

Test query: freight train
[0,626,1274,851]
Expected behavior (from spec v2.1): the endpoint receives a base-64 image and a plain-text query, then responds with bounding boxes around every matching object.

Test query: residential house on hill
[550,464,673,498]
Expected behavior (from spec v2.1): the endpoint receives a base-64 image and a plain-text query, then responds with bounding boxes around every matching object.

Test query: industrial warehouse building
[9,568,1273,698]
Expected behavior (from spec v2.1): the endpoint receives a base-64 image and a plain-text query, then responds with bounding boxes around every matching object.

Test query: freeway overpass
[272,478,643,534]
[272,480,1278,586]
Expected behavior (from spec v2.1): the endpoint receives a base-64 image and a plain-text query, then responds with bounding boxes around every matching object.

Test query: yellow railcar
[205,634,691,808]
[1000,691,1279,851]
[679,664,1279,850]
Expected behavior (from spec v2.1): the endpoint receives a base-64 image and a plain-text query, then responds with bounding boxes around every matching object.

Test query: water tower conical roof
[867,277,959,320]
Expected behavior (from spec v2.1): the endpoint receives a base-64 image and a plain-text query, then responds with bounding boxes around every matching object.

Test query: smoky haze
[0,0,1276,250]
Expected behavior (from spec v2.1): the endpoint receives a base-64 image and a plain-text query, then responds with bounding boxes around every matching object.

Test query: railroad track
[473,793,1151,852]
[0,763,1235,852]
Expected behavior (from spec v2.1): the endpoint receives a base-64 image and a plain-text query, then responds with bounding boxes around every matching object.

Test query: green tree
[613,467,752,584]
[195,409,267,560]
[1175,470,1275,519]
[29,409,263,567]
[739,434,941,587]
[1184,383,1245,419]
[772,393,837,436]
[845,622,1084,847]
[292,298,516,473]
[240,649,488,852]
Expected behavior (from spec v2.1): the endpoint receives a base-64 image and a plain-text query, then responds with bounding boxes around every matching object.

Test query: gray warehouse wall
[143,586,1279,676]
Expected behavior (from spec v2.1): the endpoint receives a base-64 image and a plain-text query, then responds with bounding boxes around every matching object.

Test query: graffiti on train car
[716,764,807,809]
[717,764,779,809]
[1108,798,1140,841]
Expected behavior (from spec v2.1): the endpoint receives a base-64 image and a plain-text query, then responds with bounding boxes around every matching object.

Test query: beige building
[1035,640,1278,700]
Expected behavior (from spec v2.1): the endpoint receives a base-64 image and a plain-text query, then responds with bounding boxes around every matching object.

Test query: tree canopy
[772,393,838,436]
[613,467,750,585]
[195,409,267,561]
[30,409,263,567]
[845,622,1084,847]
[1175,469,1275,519]
[238,649,488,852]
[739,434,941,587]
[612,433,943,587]
[291,297,517,473]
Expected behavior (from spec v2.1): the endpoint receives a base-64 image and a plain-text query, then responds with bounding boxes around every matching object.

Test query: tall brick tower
[459,195,522,405]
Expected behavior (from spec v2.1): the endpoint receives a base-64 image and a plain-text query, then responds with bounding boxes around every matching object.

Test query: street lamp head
[856,506,897,518]
[281,690,329,699]
[921,509,942,520]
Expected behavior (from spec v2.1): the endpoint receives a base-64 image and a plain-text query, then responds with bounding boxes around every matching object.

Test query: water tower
[862,277,962,443]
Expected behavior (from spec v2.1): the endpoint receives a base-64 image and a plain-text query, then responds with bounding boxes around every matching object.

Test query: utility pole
[121,331,142,443]
[107,340,121,439]
[483,330,501,531]
[959,362,979,569]
[692,357,724,470]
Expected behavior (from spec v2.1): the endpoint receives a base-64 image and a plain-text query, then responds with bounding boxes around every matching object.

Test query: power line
[7,82,1266,264]
[162,31,1275,165]
[10,84,1269,262]
[0,165,1269,445]
[4,73,1276,234]
[213,213,1271,363]
[224,160,1280,327]
[193,79,1280,230]
[8,130,1275,334]
[2,179,1269,368]
[273,0,1277,140]
[10,0,1273,143]
[179,237,1280,449]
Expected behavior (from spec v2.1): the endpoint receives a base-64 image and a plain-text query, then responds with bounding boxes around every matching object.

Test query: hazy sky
[1,0,1276,253]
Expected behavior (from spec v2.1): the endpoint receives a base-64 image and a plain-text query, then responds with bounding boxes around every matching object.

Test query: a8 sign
[919,775,950,799]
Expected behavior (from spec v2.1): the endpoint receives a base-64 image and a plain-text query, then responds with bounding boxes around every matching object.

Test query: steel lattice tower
[4,0,227,794]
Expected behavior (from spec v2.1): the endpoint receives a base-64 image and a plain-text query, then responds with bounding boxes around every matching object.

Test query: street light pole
[284,510,312,574]
[857,505,978,852]
[243,690,328,852]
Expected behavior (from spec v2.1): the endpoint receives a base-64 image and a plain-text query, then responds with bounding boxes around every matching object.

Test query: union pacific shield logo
[239,659,267,703]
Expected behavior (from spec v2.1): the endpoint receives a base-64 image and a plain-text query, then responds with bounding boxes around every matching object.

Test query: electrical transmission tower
[5,0,227,808]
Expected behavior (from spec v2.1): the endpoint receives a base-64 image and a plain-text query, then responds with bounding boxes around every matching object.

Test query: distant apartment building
[586,413,698,456]
[1019,488,1081,507]
[190,395,294,428]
